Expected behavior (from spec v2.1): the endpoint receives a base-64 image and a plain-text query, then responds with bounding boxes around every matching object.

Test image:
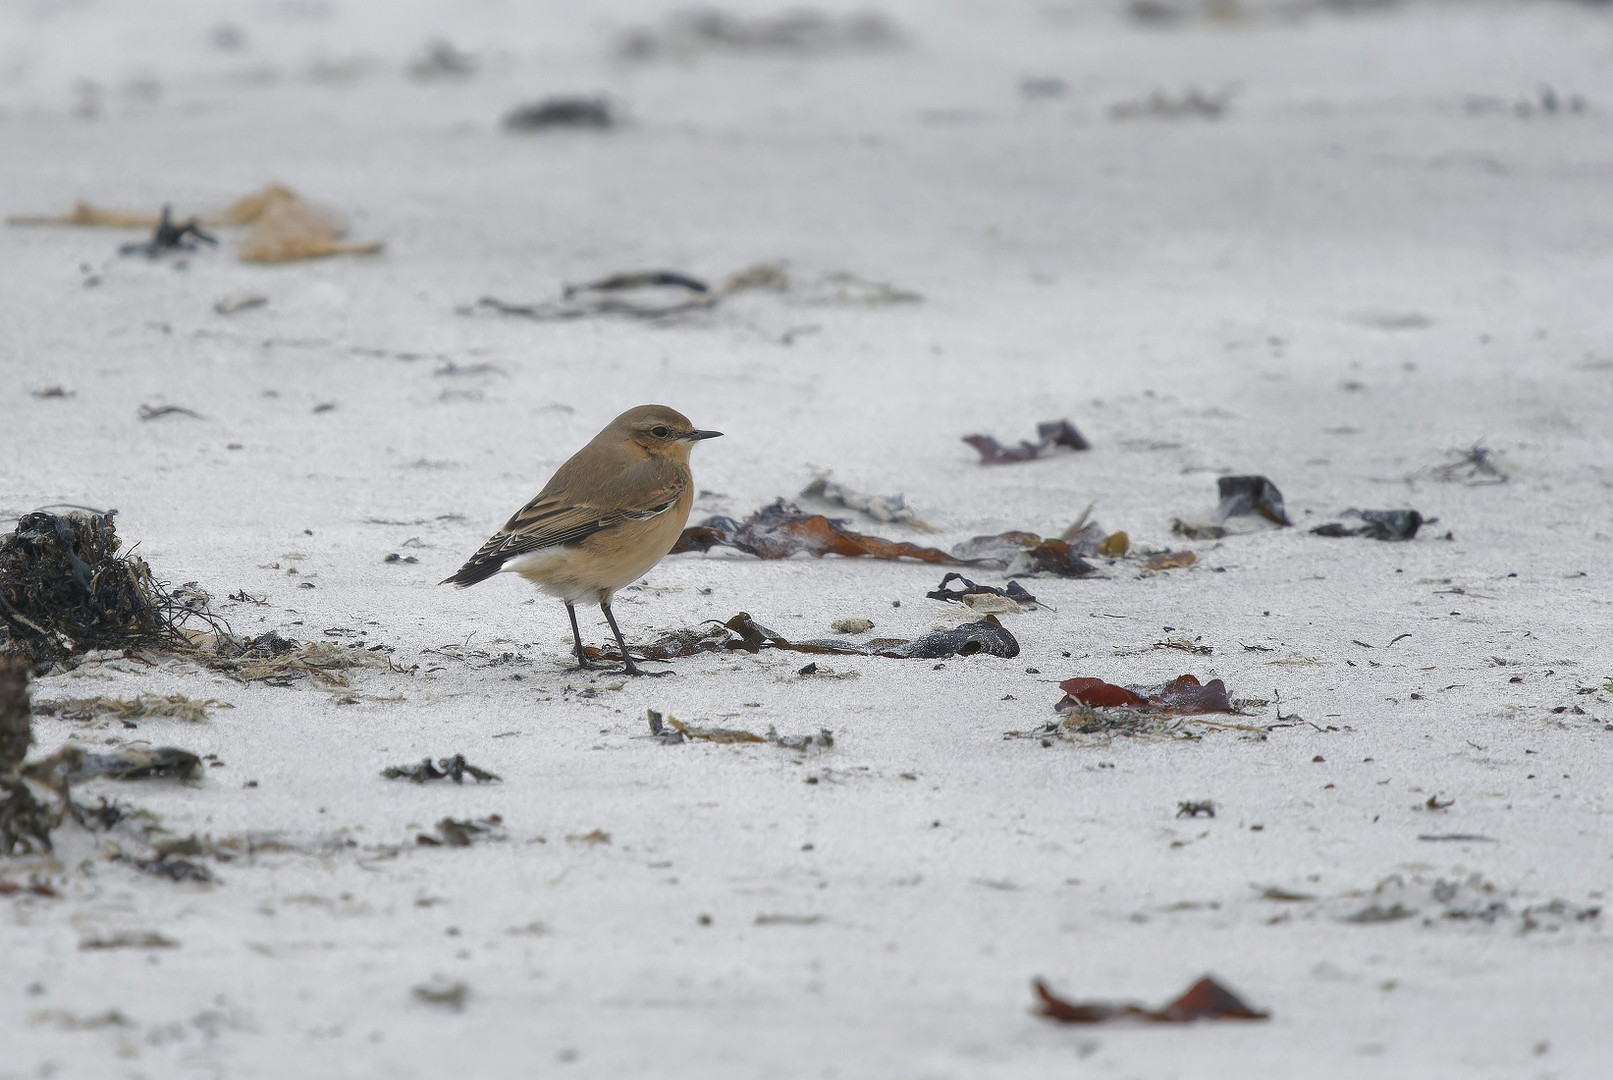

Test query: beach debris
[790,271,921,305]
[233,188,383,262]
[1214,475,1291,526]
[9,184,383,263]
[963,419,1090,464]
[503,97,614,130]
[2,658,60,855]
[34,694,229,725]
[595,612,1017,663]
[0,511,207,669]
[80,931,179,950]
[730,613,1019,660]
[1033,975,1269,1024]
[830,617,874,634]
[647,709,833,750]
[213,292,267,315]
[138,404,203,421]
[948,531,1099,578]
[381,755,501,784]
[1109,86,1234,121]
[618,9,901,59]
[1176,800,1216,818]
[1173,475,1290,539]
[118,206,217,258]
[31,386,74,399]
[25,744,204,783]
[1429,444,1507,486]
[416,815,504,847]
[800,475,935,530]
[1143,550,1197,570]
[1055,675,1234,715]
[412,978,470,1010]
[1311,510,1425,541]
[926,573,1041,613]
[205,633,390,687]
[474,270,716,322]
[408,39,478,80]
[673,499,958,564]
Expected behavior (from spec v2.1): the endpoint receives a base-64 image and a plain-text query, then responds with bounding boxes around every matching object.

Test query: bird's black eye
[650,426,670,439]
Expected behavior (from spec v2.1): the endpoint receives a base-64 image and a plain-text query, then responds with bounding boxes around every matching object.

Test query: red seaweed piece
[1034,975,1269,1025]
[1055,674,1234,715]
[964,419,1090,465]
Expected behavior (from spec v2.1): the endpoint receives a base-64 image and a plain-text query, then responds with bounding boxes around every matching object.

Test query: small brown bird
[441,405,722,675]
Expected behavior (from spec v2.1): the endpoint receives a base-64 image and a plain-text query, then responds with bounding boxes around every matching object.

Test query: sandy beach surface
[3,1,1611,1077]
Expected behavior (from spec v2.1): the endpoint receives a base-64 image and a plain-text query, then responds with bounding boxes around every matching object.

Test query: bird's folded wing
[442,460,686,586]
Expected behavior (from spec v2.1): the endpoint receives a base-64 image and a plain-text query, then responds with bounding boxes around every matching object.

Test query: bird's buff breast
[503,491,692,604]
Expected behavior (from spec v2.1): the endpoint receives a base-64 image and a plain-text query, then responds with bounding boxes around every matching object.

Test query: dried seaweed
[647,709,833,749]
[926,573,1041,613]
[382,755,501,784]
[1214,475,1291,526]
[619,10,901,59]
[9,184,383,263]
[1110,86,1234,121]
[595,612,1017,662]
[503,97,614,130]
[118,206,216,257]
[25,744,204,783]
[35,694,229,724]
[1055,675,1234,715]
[964,420,1090,465]
[673,499,959,563]
[1033,975,1268,1024]
[948,531,1099,578]
[799,475,935,531]
[1430,444,1507,486]
[0,512,204,669]
[1311,510,1425,541]
[1,658,59,855]
[417,815,504,847]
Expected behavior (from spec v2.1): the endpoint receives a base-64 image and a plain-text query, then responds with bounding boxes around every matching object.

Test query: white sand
[3,0,1612,1076]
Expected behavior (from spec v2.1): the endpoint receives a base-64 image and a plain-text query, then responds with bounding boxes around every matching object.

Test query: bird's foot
[620,661,673,678]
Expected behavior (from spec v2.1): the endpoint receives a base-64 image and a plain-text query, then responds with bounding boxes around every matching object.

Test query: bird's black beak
[689,430,724,441]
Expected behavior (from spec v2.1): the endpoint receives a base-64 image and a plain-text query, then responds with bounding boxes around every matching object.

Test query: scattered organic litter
[1429,444,1507,485]
[1109,86,1235,121]
[963,419,1090,464]
[503,97,614,130]
[0,511,210,669]
[1311,510,1426,541]
[925,573,1041,613]
[647,709,834,749]
[381,755,501,784]
[799,475,935,530]
[118,207,216,257]
[1055,675,1234,715]
[592,612,1018,662]
[35,694,230,725]
[674,500,959,563]
[27,744,204,783]
[9,184,383,263]
[1033,975,1269,1024]
[416,815,504,847]
[1174,475,1290,538]
[618,9,901,60]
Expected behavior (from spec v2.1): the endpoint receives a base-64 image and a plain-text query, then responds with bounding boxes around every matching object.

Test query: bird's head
[609,404,723,461]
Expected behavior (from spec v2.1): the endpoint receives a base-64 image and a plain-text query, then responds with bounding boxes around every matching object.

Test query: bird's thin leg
[566,602,597,670]
[600,602,669,677]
